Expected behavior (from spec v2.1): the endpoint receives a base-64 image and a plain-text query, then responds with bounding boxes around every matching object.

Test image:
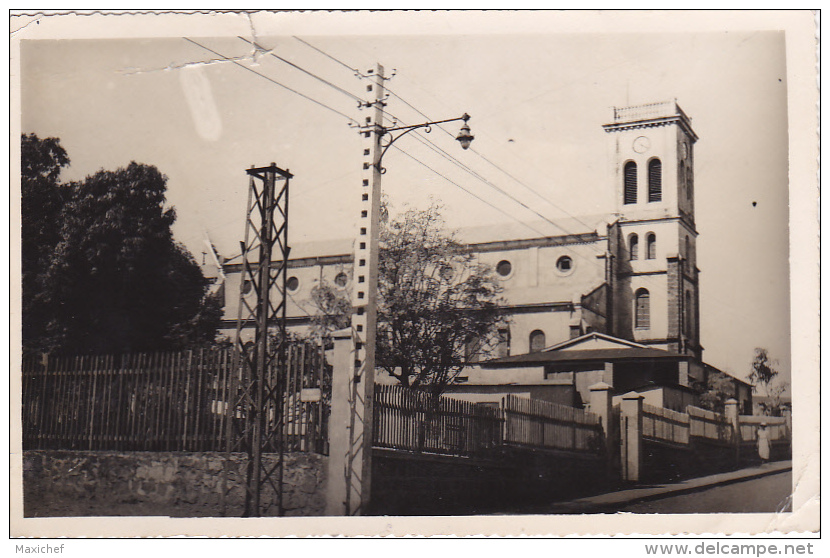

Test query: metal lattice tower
[226,163,293,517]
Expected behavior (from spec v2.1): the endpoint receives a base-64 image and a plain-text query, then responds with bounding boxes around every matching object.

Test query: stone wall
[23,450,326,517]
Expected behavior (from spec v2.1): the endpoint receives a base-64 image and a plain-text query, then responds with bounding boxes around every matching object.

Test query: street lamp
[375,113,474,173]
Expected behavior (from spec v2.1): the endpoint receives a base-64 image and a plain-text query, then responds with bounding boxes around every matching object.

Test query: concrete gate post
[325,328,369,515]
[589,382,615,480]
[589,382,613,449]
[724,398,740,466]
[620,391,644,483]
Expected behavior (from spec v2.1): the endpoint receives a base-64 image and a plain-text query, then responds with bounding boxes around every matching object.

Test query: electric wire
[390,144,551,239]
[237,36,364,103]
[385,86,598,233]
[285,37,590,238]
[183,37,359,126]
[292,36,364,75]
[378,105,579,237]
[190,37,676,297]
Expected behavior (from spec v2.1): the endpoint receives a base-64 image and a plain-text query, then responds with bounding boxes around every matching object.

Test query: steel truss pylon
[226,163,293,517]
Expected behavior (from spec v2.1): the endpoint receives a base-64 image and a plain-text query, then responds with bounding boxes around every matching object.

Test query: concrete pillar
[782,408,792,435]
[589,382,615,471]
[325,328,367,516]
[724,398,740,466]
[603,362,614,386]
[620,391,644,482]
[724,398,739,436]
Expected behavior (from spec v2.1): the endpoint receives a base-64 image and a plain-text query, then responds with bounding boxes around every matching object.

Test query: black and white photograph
[10,9,819,539]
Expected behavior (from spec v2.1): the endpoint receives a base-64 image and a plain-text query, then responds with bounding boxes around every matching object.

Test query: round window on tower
[286,276,300,293]
[556,255,575,276]
[496,260,513,279]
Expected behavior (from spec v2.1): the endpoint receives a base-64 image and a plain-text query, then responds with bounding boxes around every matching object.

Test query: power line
[379,105,578,237]
[183,37,359,126]
[390,144,550,239]
[237,36,363,103]
[385,87,598,233]
[292,36,364,76]
[189,37,667,291]
[283,38,573,236]
[286,36,628,242]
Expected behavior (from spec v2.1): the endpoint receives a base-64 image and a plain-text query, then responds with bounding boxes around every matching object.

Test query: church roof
[457,215,611,245]
[222,214,613,266]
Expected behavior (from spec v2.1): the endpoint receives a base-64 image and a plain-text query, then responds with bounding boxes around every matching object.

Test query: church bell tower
[603,101,701,360]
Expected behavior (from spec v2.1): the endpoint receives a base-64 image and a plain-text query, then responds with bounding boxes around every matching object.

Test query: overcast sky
[17,11,802,385]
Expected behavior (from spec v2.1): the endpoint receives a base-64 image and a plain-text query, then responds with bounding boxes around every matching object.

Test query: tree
[21,134,220,354]
[21,134,70,349]
[308,279,353,344]
[748,348,779,394]
[696,371,737,414]
[748,348,789,416]
[375,203,504,396]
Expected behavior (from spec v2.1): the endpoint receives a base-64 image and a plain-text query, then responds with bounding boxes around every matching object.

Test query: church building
[210,100,753,414]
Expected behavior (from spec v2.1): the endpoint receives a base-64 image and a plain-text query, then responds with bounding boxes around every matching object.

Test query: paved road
[620,470,792,514]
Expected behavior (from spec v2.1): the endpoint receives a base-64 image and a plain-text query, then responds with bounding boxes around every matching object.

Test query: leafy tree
[21,134,70,349]
[375,203,504,396]
[308,278,353,344]
[304,203,505,396]
[757,379,790,417]
[748,348,779,394]
[696,371,737,414]
[21,134,220,354]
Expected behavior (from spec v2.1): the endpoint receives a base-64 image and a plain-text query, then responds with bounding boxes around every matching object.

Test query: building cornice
[221,231,604,272]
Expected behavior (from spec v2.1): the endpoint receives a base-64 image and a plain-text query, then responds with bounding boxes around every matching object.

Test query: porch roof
[481,346,687,368]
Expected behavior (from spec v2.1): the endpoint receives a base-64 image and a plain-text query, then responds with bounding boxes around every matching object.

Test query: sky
[16,11,800,386]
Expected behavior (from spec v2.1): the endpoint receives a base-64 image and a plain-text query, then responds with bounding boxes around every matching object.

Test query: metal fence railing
[22,345,330,454]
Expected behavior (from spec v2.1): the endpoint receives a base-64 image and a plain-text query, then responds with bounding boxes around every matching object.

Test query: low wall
[642,437,738,483]
[23,450,326,517]
[370,446,608,515]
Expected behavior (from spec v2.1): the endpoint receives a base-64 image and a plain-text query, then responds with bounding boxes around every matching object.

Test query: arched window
[646,233,656,259]
[648,158,662,202]
[635,289,650,329]
[623,161,637,205]
[529,330,546,353]
[629,233,639,261]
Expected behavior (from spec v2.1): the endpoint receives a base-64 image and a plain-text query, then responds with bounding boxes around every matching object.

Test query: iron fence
[21,345,330,454]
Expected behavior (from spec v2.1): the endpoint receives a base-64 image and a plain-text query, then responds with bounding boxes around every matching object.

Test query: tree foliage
[21,134,220,354]
[748,348,779,394]
[757,380,790,417]
[695,371,737,414]
[21,134,71,349]
[375,203,504,396]
[308,278,353,343]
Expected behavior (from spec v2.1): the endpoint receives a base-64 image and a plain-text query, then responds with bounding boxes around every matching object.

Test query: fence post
[725,398,740,466]
[589,381,613,457]
[620,391,644,482]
